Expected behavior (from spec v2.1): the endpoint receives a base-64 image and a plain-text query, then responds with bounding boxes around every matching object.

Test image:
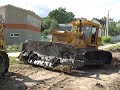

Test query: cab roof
[71,19,100,27]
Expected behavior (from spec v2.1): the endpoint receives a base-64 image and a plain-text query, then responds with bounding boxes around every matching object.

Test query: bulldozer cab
[83,25,97,45]
[52,19,101,49]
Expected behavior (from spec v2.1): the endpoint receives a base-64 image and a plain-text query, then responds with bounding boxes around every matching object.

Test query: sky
[0,0,120,21]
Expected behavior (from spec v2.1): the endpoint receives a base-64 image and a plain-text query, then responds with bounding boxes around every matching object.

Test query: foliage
[6,44,21,53]
[48,7,74,23]
[42,17,58,30]
[42,29,51,36]
[100,17,107,36]
[42,17,58,36]
[42,18,51,30]
[108,19,120,36]
[108,21,117,36]
[40,34,51,42]
[102,36,111,43]
[100,17,120,36]
[50,19,58,29]
[114,23,120,35]
[41,7,74,36]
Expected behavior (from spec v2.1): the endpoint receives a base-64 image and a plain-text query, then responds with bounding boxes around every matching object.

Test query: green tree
[108,19,120,36]
[108,21,116,36]
[42,29,50,36]
[100,17,120,36]
[114,22,120,35]
[42,17,58,36]
[48,7,74,23]
[50,19,58,29]
[42,17,58,30]
[100,17,107,36]
[42,18,51,30]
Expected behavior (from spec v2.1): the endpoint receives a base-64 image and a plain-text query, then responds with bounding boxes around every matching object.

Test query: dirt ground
[0,49,120,90]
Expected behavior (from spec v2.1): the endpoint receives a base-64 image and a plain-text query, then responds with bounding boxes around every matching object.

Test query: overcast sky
[0,0,120,21]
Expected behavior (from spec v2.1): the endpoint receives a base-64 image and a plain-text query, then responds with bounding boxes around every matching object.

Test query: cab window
[91,26,97,44]
[92,27,96,35]
[84,25,90,38]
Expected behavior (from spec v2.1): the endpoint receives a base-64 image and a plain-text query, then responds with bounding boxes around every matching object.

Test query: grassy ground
[9,56,23,71]
[99,42,120,50]
[105,43,120,50]
[108,44,120,49]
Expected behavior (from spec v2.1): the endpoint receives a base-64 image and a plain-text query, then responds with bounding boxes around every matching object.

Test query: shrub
[102,36,111,44]
[42,29,51,36]
[6,44,21,53]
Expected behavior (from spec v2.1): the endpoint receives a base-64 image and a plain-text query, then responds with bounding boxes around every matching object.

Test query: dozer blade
[19,40,112,72]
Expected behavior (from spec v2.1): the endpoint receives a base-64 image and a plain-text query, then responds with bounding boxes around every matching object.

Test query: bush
[102,36,111,44]
[42,29,51,36]
[6,44,21,53]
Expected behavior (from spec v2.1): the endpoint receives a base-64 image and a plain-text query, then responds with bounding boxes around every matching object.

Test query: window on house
[10,33,20,37]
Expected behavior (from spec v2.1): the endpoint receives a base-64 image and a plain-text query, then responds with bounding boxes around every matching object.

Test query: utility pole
[106,10,110,36]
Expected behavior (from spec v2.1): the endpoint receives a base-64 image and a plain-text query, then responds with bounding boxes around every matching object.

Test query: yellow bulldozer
[0,18,9,76]
[19,19,112,73]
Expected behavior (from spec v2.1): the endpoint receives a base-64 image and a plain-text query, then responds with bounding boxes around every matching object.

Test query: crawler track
[19,40,112,73]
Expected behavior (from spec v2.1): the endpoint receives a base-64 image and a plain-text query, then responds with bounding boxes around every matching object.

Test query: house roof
[0,4,41,20]
[58,23,72,27]
[92,18,105,25]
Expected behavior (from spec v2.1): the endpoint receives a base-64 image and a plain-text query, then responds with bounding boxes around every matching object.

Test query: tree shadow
[0,72,45,90]
[68,65,120,80]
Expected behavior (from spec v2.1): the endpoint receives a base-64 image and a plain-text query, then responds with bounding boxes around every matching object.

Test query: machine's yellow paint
[52,19,101,49]
[0,18,9,77]
[0,23,5,49]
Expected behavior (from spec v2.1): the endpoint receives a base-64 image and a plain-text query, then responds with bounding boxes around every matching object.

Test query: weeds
[6,44,21,53]
[102,36,111,44]
[9,56,23,71]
